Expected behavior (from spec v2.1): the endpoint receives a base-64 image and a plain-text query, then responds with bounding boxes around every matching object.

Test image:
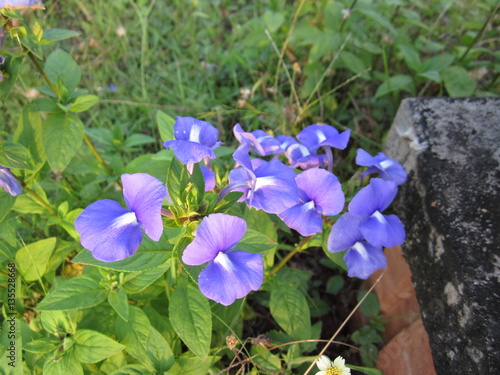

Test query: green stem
[83,135,113,175]
[458,4,499,63]
[25,188,57,216]
[268,235,312,276]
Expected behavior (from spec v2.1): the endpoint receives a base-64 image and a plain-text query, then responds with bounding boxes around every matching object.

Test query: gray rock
[383,97,500,374]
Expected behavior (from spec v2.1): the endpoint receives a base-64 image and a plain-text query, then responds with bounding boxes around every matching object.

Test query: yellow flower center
[326,368,342,375]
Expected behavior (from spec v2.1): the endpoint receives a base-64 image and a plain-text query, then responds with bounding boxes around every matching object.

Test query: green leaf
[167,157,190,206]
[339,51,369,78]
[251,345,281,372]
[263,10,284,32]
[41,310,77,335]
[169,277,212,358]
[13,104,46,165]
[108,288,130,322]
[442,66,477,97]
[238,229,277,254]
[72,249,170,272]
[146,327,175,373]
[115,306,152,367]
[44,351,83,375]
[123,134,155,149]
[42,28,81,43]
[0,194,16,223]
[0,142,30,169]
[16,237,56,282]
[124,261,170,294]
[44,49,81,94]
[165,355,219,375]
[326,275,345,294]
[270,281,311,339]
[0,56,24,100]
[73,329,125,363]
[398,45,421,73]
[422,53,454,72]
[33,97,62,112]
[69,95,99,112]
[157,110,175,142]
[356,8,397,34]
[42,113,84,172]
[37,274,108,311]
[358,290,380,317]
[23,338,59,353]
[375,75,414,98]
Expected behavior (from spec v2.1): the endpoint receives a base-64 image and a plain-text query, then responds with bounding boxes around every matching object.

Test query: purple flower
[226,147,299,214]
[279,168,344,236]
[0,166,22,196]
[348,178,405,248]
[276,135,297,152]
[285,143,328,169]
[356,148,407,185]
[233,124,282,156]
[327,213,386,279]
[164,117,222,166]
[200,164,216,191]
[75,173,166,262]
[296,124,350,152]
[182,213,263,306]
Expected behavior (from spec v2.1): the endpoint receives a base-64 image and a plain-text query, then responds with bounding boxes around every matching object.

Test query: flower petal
[198,250,263,305]
[344,241,386,279]
[233,124,281,156]
[164,140,216,164]
[121,173,165,241]
[295,168,344,215]
[327,213,364,253]
[360,212,405,247]
[348,178,398,217]
[317,355,333,371]
[200,165,216,191]
[279,202,323,236]
[0,166,22,196]
[173,116,219,147]
[75,199,143,262]
[182,214,247,266]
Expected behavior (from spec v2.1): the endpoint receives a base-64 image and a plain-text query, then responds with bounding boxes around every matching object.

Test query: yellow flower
[315,355,351,375]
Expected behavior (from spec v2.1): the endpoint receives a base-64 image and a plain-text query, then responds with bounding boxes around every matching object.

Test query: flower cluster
[74,116,407,304]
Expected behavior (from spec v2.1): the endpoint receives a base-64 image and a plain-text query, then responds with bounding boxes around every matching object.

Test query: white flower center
[111,211,138,229]
[316,130,326,143]
[379,159,394,170]
[372,210,386,223]
[189,124,201,143]
[214,252,234,271]
[353,242,369,259]
[253,176,278,191]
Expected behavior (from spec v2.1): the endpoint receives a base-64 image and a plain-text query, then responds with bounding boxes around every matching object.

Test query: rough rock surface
[383,97,500,374]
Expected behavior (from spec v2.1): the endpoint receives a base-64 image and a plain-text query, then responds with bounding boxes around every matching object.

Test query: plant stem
[28,52,113,175]
[25,188,57,216]
[268,235,312,276]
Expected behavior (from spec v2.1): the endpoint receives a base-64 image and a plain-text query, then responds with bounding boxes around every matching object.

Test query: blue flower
[297,124,350,152]
[75,173,166,262]
[285,143,328,169]
[276,135,297,152]
[279,168,344,236]
[164,117,222,166]
[0,166,22,196]
[226,147,299,214]
[348,178,405,247]
[233,124,282,156]
[327,213,387,279]
[182,213,263,306]
[356,148,407,185]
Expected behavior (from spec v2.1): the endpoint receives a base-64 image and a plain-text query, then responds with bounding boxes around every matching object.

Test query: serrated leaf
[16,237,56,282]
[124,261,170,294]
[169,277,212,358]
[270,281,311,339]
[69,95,99,112]
[108,288,130,322]
[73,329,125,363]
[44,49,81,93]
[13,104,46,164]
[37,274,108,311]
[72,249,170,272]
[146,327,175,373]
[41,310,77,335]
[238,229,277,254]
[42,113,84,172]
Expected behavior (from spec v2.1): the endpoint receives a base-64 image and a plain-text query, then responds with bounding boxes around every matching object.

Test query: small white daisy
[315,355,351,375]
